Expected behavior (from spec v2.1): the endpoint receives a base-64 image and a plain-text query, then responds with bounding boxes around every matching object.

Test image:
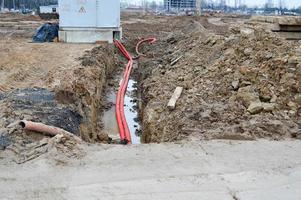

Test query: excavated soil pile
[139,20,301,142]
[50,44,118,143]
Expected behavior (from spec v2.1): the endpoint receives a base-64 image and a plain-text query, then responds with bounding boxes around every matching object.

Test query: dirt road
[1,140,301,200]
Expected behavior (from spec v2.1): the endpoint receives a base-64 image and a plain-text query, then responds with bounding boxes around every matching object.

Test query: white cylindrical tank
[58,0,121,43]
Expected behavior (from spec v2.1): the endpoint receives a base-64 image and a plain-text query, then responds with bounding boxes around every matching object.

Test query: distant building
[164,0,196,11]
[39,5,58,14]
[39,5,58,20]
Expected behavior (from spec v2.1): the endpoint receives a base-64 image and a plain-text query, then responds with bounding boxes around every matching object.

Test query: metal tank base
[59,27,122,43]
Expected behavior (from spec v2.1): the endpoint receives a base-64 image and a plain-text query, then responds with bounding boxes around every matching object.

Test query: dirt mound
[139,20,301,142]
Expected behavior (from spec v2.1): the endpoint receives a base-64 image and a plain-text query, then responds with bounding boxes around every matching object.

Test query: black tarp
[33,23,59,42]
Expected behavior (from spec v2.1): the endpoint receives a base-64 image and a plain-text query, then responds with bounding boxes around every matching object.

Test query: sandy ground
[1,140,301,200]
[0,38,94,92]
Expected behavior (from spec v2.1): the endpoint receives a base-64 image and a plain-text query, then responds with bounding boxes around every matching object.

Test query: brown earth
[0,12,301,199]
[49,44,118,143]
[0,13,300,158]
[121,13,301,142]
[0,14,120,145]
[0,14,117,161]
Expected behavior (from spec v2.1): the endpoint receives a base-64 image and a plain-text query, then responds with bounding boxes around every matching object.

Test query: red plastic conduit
[114,39,132,144]
[135,38,157,58]
[114,38,156,144]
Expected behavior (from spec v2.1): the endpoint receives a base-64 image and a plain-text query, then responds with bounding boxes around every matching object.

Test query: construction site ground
[0,12,300,199]
[1,140,301,200]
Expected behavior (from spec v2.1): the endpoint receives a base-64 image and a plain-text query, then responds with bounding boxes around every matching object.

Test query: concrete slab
[59,27,122,43]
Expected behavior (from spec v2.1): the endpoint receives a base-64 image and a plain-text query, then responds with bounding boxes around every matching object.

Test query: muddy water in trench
[102,79,141,144]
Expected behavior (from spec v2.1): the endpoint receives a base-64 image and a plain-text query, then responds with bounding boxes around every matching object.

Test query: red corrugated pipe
[135,38,157,58]
[114,38,156,144]
[114,40,132,144]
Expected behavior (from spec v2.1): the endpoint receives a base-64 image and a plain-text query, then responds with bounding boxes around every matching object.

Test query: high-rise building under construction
[164,0,196,11]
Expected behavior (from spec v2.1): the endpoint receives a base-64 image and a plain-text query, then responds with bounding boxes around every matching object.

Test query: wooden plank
[167,87,183,110]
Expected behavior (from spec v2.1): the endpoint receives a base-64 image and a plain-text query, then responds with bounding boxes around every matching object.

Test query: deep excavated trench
[102,72,141,144]
[0,40,152,150]
[102,39,155,145]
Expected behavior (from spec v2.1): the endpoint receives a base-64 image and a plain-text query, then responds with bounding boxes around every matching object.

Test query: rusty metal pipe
[19,120,82,143]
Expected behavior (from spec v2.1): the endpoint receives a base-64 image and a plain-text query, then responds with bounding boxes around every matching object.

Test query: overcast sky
[127,0,301,8]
